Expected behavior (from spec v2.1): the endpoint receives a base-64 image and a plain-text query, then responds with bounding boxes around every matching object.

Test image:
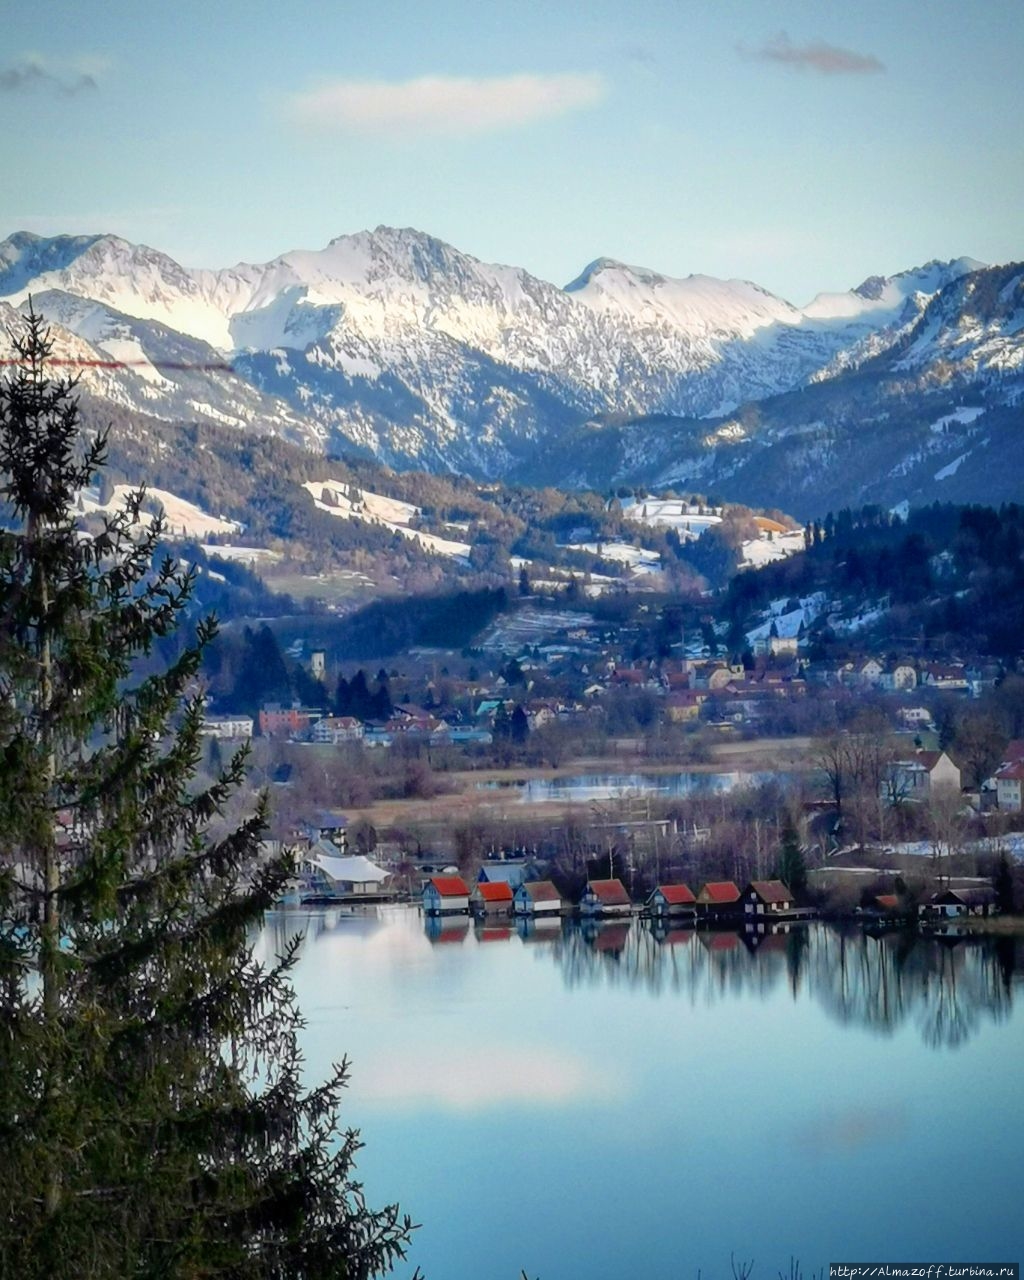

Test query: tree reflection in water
[545,920,1020,1049]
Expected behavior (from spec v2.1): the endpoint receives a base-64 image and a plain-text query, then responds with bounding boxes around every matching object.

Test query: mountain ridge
[0,227,1019,514]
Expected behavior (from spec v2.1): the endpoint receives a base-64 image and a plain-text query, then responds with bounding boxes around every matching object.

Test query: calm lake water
[476,769,785,803]
[256,909,1024,1279]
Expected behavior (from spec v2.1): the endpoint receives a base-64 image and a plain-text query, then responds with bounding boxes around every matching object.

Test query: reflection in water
[424,915,471,945]
[543,918,1018,1049]
[264,905,1024,1280]
[268,906,1022,1051]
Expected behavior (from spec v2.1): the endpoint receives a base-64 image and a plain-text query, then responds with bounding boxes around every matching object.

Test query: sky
[1,0,1021,305]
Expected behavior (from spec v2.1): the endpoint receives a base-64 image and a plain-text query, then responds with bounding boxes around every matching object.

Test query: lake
[476,769,787,803]
[256,908,1024,1279]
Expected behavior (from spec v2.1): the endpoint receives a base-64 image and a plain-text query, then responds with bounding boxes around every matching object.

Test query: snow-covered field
[78,485,242,538]
[200,544,281,563]
[568,540,663,576]
[621,498,804,569]
[621,498,722,538]
[740,528,806,567]
[304,479,471,559]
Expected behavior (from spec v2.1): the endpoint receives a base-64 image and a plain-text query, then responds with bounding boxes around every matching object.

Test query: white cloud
[287,72,606,138]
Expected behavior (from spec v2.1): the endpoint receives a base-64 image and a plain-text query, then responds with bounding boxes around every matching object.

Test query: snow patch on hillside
[303,479,471,559]
[621,498,722,539]
[929,406,986,433]
[740,529,806,566]
[934,453,968,481]
[568,540,663,576]
[79,485,242,538]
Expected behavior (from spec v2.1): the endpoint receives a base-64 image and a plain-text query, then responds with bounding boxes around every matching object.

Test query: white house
[881,663,917,691]
[884,751,961,803]
[310,716,364,745]
[201,714,254,740]
[995,761,1024,812]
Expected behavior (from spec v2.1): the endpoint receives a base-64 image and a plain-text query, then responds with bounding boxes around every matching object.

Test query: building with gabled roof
[470,881,514,915]
[695,881,741,921]
[646,884,696,919]
[579,878,633,916]
[995,760,1024,812]
[422,875,471,915]
[922,887,998,919]
[513,880,563,916]
[742,880,794,917]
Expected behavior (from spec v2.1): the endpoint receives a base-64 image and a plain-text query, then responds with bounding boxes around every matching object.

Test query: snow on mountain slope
[0,232,236,349]
[802,257,984,324]
[565,258,802,337]
[1,290,320,445]
[78,484,242,538]
[0,227,1010,486]
[890,264,1024,378]
[303,478,471,559]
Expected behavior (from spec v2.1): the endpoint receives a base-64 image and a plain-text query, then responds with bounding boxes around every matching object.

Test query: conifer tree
[0,311,413,1277]
[773,815,808,900]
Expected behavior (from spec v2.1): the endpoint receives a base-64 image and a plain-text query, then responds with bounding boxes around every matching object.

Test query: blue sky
[1,0,1021,303]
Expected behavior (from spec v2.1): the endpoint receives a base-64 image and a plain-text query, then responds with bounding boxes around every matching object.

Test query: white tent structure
[300,841,391,899]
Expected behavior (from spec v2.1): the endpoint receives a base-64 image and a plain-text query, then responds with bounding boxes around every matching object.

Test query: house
[303,813,348,850]
[513,880,563,916]
[201,714,254,740]
[646,884,696,919]
[869,894,910,921]
[470,881,514,915]
[422,875,471,915]
[309,715,364,745]
[856,658,884,687]
[880,663,917,692]
[578,878,633,916]
[897,706,933,729]
[665,689,706,722]
[995,761,1024,812]
[884,750,961,803]
[920,663,970,692]
[741,880,794,917]
[922,887,998,919]
[259,704,322,739]
[695,881,741,921]
[478,863,530,890]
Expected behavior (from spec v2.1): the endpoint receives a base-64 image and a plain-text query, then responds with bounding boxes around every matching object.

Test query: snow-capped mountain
[529,263,1024,517]
[0,227,1018,501]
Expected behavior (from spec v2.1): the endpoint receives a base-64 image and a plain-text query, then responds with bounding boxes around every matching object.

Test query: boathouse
[647,884,696,919]
[579,878,632,916]
[513,880,563,916]
[923,887,998,918]
[695,881,741,922]
[741,880,794,917]
[471,881,514,915]
[422,875,471,915]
